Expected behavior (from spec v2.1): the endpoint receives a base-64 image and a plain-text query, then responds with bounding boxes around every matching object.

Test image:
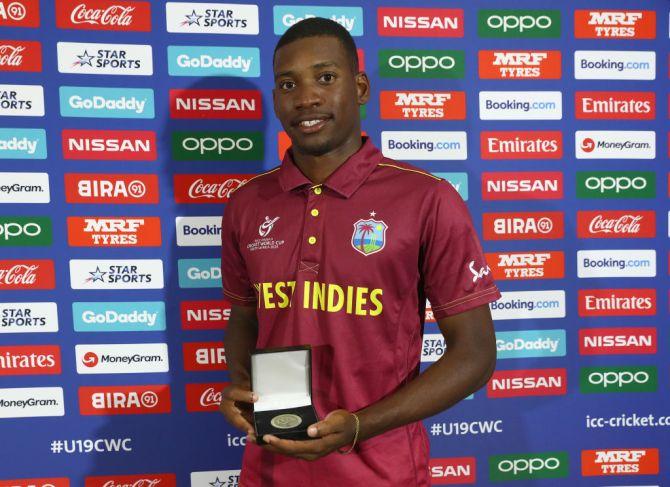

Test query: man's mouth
[294,116,330,134]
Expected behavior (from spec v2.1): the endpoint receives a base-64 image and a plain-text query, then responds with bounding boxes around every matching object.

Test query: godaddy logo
[379,50,464,78]
[581,366,657,393]
[172,131,262,161]
[490,452,568,480]
[479,10,560,38]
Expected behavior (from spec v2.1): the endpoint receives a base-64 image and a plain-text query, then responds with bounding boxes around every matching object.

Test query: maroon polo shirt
[221,137,500,487]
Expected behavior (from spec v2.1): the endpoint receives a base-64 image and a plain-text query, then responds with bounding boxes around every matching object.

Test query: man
[219,17,500,486]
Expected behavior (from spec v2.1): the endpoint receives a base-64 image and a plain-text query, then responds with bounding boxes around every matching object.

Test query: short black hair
[274,17,359,72]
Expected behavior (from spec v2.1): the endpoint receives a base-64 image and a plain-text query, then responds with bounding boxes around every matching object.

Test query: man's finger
[262,435,330,456]
[223,387,258,403]
[307,411,348,438]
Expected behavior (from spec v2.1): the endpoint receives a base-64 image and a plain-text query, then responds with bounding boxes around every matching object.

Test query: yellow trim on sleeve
[377,163,441,181]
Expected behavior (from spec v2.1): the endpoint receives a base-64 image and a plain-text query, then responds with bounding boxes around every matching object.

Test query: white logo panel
[479,91,562,120]
[575,131,655,159]
[166,2,259,34]
[577,250,656,278]
[75,343,169,374]
[176,216,222,247]
[574,50,655,80]
[490,290,566,320]
[0,302,58,333]
[0,173,50,203]
[380,131,467,160]
[0,387,64,418]
[69,259,164,290]
[0,84,44,116]
[57,42,153,75]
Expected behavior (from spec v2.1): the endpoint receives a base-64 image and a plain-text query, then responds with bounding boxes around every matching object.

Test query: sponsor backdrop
[0,0,669,485]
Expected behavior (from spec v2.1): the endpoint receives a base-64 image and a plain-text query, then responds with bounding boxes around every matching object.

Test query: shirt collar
[278,137,383,198]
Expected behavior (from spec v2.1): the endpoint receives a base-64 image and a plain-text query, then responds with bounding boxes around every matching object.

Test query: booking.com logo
[386,139,461,152]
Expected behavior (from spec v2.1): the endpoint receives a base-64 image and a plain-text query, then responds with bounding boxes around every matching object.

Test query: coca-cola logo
[0,264,38,284]
[200,387,222,407]
[188,178,245,200]
[0,44,24,66]
[101,479,161,487]
[70,3,134,25]
[589,215,642,234]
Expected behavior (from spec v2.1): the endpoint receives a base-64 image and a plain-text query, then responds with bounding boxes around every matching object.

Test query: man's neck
[292,136,363,185]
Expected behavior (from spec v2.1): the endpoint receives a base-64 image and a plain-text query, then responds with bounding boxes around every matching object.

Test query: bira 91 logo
[578,288,656,317]
[478,10,560,38]
[79,385,171,415]
[480,131,562,159]
[57,41,152,75]
[579,327,656,355]
[173,174,251,204]
[490,452,568,481]
[580,366,657,393]
[575,92,654,120]
[181,300,230,330]
[0,41,41,71]
[483,212,563,240]
[85,473,176,487]
[67,217,161,247]
[429,457,476,484]
[0,344,61,375]
[377,7,463,37]
[183,342,227,371]
[169,89,261,119]
[0,259,54,290]
[56,0,151,31]
[65,173,159,204]
[478,50,560,79]
[379,91,465,120]
[487,368,566,398]
[482,172,562,200]
[0,479,69,487]
[185,382,228,412]
[577,210,655,238]
[581,448,658,476]
[575,10,655,39]
[0,0,40,27]
[62,129,156,160]
[485,251,564,280]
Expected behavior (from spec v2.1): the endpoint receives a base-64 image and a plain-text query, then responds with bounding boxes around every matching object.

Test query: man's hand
[261,409,357,461]
[219,383,258,436]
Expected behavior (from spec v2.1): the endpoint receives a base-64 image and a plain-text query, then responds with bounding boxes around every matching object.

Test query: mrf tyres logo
[490,451,568,481]
[378,50,464,78]
[486,251,564,280]
[577,171,654,199]
[75,343,169,374]
[380,91,465,120]
[581,448,659,476]
[580,366,657,393]
[67,216,161,247]
[478,10,560,38]
[574,10,655,39]
[578,288,655,317]
[478,50,561,79]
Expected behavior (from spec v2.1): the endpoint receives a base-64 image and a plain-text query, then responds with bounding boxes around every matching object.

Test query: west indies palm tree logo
[351,211,388,256]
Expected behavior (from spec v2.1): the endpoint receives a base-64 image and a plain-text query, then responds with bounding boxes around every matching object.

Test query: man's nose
[294,83,322,109]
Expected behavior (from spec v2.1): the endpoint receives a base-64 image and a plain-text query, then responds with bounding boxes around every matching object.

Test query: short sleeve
[220,196,257,307]
[421,180,500,319]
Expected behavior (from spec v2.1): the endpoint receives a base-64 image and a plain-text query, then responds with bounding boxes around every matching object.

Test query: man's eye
[279,80,295,90]
[319,73,335,83]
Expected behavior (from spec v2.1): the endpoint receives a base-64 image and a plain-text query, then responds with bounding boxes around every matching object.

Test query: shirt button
[308,236,317,245]
[313,187,322,195]
[310,209,319,217]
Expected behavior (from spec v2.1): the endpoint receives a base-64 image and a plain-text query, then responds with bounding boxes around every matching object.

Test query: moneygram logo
[377,7,463,37]
[575,91,654,119]
[62,129,156,160]
[56,0,151,31]
[169,89,261,119]
[64,173,159,204]
[482,172,562,200]
[496,330,565,359]
[478,10,560,38]
[67,216,161,247]
[79,385,170,415]
[0,387,64,418]
[483,212,563,240]
[576,171,655,199]
[580,366,657,393]
[174,174,250,204]
[0,302,58,334]
[481,131,562,159]
[582,448,658,476]
[168,45,259,77]
[185,382,227,412]
[0,216,51,246]
[176,217,222,247]
[181,300,230,330]
[577,249,656,278]
[490,452,568,481]
[75,343,169,374]
[0,40,41,71]
[274,5,362,35]
[576,131,655,159]
[69,259,164,290]
[0,345,61,375]
[379,91,465,120]
[378,50,464,78]
[0,128,46,159]
[479,91,561,120]
[575,10,655,39]
[165,2,259,35]
[381,131,466,160]
[574,51,655,80]
[488,369,567,398]
[172,131,262,161]
[0,84,43,117]
[577,210,655,238]
[429,457,475,484]
[183,342,227,371]
[85,473,176,487]
[0,172,49,203]
[72,301,166,332]
[0,0,40,27]
[433,172,468,200]
[57,41,153,75]
[486,251,564,280]
[0,259,54,290]
[580,327,656,355]
[490,290,565,320]
[578,288,656,317]
[478,50,560,79]
[178,259,221,288]
[59,86,154,119]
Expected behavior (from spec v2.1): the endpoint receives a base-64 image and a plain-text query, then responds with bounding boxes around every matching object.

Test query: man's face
[273,36,369,157]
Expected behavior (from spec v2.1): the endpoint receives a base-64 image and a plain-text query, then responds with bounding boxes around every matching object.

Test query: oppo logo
[181,136,254,155]
[0,221,41,240]
[588,370,649,388]
[585,176,647,193]
[498,456,561,474]
[388,55,455,72]
[487,15,553,32]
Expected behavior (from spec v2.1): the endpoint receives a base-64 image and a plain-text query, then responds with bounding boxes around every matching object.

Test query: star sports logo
[165,2,258,35]
[57,41,153,75]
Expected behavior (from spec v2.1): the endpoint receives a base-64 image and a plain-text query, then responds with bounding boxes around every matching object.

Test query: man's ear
[355,71,370,105]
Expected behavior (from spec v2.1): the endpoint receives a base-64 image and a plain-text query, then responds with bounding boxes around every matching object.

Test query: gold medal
[271,413,302,429]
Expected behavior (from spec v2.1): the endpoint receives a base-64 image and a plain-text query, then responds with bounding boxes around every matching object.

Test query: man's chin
[291,137,335,157]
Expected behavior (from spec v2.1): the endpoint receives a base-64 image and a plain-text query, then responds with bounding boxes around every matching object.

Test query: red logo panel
[169,89,262,119]
[581,448,659,476]
[478,50,561,79]
[0,40,41,71]
[579,327,657,355]
[575,10,656,39]
[67,216,161,247]
[480,131,562,159]
[174,174,252,204]
[56,0,151,31]
[185,382,228,412]
[485,251,564,280]
[577,210,655,239]
[85,474,176,487]
[575,92,655,119]
[0,345,61,375]
[0,0,40,27]
[181,300,231,330]
[377,7,463,37]
[79,385,171,415]
[65,174,159,204]
[62,130,156,161]
[379,91,465,120]
[429,457,476,484]
[483,212,564,240]
[0,260,55,290]
[578,289,656,317]
[482,172,563,200]
[0,479,69,487]
[183,342,227,371]
[487,369,566,398]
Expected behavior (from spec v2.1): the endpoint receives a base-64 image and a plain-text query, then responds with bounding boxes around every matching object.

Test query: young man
[220,18,500,486]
